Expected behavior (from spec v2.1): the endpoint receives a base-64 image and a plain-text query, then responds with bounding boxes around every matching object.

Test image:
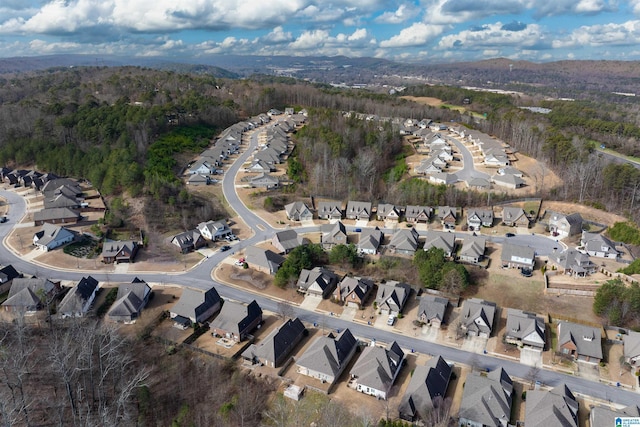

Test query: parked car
[234,258,245,266]
[354,228,362,233]
[219,245,231,252]
[0,217,7,223]
[387,315,396,326]
[505,233,515,237]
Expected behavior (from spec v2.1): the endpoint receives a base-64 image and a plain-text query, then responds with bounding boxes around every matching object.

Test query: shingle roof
[459,369,513,427]
[461,298,496,335]
[423,230,456,255]
[210,300,262,337]
[296,329,358,379]
[525,384,578,427]
[375,281,411,313]
[505,309,545,348]
[624,330,640,361]
[171,287,221,322]
[398,356,452,421]
[57,276,99,315]
[417,295,449,323]
[350,341,404,393]
[243,318,306,365]
[245,246,285,274]
[558,321,603,360]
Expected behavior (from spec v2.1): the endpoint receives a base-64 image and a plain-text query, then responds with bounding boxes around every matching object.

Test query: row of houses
[0,168,59,191]
[170,219,232,253]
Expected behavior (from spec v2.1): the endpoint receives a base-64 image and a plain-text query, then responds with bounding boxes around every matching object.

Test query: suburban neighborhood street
[0,121,638,409]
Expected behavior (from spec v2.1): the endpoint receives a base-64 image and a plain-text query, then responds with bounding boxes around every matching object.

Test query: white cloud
[380,23,445,47]
[533,0,616,17]
[262,26,293,44]
[437,22,547,51]
[631,0,640,14]
[429,0,528,25]
[375,4,417,24]
[552,20,640,48]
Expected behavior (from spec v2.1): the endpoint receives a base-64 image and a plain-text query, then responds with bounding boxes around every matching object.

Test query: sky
[1,0,640,63]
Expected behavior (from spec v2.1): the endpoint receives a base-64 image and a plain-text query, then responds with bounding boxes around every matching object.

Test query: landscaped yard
[63,235,99,258]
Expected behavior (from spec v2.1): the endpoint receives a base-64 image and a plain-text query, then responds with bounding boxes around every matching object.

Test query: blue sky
[1,0,640,63]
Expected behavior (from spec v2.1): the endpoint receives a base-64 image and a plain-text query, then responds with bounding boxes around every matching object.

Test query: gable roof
[284,201,312,219]
[389,228,420,252]
[210,300,262,337]
[350,341,404,392]
[107,279,151,319]
[375,281,411,313]
[245,246,285,273]
[243,317,306,365]
[33,207,81,223]
[502,207,527,222]
[501,242,535,263]
[102,240,137,259]
[171,229,203,250]
[624,330,640,360]
[405,205,432,220]
[558,321,603,360]
[296,329,358,378]
[467,208,494,224]
[461,298,496,334]
[459,369,513,427]
[459,236,486,259]
[272,229,303,252]
[316,201,342,217]
[423,230,456,255]
[297,267,339,294]
[358,227,383,252]
[321,221,347,244]
[398,356,452,421]
[525,385,578,427]
[0,265,21,284]
[590,404,640,427]
[171,287,221,322]
[33,223,75,248]
[3,278,59,309]
[57,276,99,315]
[417,295,449,323]
[345,200,372,217]
[505,309,545,347]
[337,276,374,301]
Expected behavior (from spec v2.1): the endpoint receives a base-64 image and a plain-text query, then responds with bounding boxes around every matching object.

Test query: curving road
[0,122,638,407]
[448,135,490,182]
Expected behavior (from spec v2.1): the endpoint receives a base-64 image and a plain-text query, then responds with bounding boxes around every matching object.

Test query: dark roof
[0,265,21,284]
[171,287,221,322]
[399,356,452,421]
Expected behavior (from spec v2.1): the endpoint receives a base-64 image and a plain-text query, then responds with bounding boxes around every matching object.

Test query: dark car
[520,268,533,277]
[219,245,232,252]
[505,233,515,237]
[0,217,7,223]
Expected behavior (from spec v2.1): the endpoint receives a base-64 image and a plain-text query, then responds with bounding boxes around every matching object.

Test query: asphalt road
[448,136,490,182]
[0,123,638,407]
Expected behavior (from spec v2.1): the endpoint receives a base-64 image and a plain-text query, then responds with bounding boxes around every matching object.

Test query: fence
[543,272,599,297]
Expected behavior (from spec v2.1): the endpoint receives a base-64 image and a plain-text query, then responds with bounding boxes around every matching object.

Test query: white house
[197,220,232,241]
[33,223,75,251]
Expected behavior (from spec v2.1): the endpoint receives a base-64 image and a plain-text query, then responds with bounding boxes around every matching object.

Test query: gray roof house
[557,321,603,363]
[405,205,432,223]
[502,207,529,227]
[245,246,285,275]
[590,404,640,427]
[492,173,525,189]
[437,206,457,230]
[547,248,596,277]
[501,242,535,269]
[358,227,383,255]
[296,329,358,385]
[376,203,402,222]
[297,267,339,298]
[242,317,307,368]
[459,368,513,427]
[33,207,81,226]
[350,341,405,400]
[461,298,497,337]
[0,265,21,295]
[423,230,456,258]
[398,356,452,422]
[101,240,138,264]
[417,295,449,327]
[171,229,207,253]
[250,173,279,189]
[458,235,486,264]
[210,300,263,342]
[33,223,75,251]
[284,201,313,221]
[57,276,99,318]
[197,220,232,241]
[321,221,347,249]
[334,276,374,308]
[548,212,583,239]
[316,201,343,220]
[2,278,62,315]
[271,229,304,254]
[170,287,222,327]
[581,231,620,259]
[505,309,546,350]
[106,278,152,323]
[467,208,494,229]
[345,201,372,221]
[375,281,411,316]
[388,227,420,255]
[525,384,578,427]
[624,330,640,366]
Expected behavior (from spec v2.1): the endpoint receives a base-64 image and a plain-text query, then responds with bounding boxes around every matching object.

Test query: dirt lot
[541,200,627,225]
[401,96,444,107]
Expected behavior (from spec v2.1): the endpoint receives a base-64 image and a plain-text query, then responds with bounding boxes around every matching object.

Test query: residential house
[525,385,578,427]
[459,235,486,264]
[33,223,75,251]
[376,203,401,222]
[106,278,152,323]
[170,287,222,327]
[316,201,343,220]
[375,281,411,316]
[502,207,529,227]
[241,317,307,368]
[398,356,452,422]
[437,206,457,230]
[557,321,603,364]
[57,276,99,318]
[2,278,62,315]
[404,205,432,223]
[296,329,358,385]
[458,368,513,427]
[245,246,285,275]
[171,230,207,253]
[388,228,420,256]
[297,267,339,298]
[0,265,22,295]
[188,159,214,175]
[271,229,304,254]
[547,248,596,277]
[500,242,535,270]
[250,173,279,189]
[197,220,232,241]
[102,240,138,264]
[548,212,583,238]
[590,404,640,427]
[623,330,640,367]
[321,221,347,249]
[460,298,497,338]
[284,201,313,221]
[429,172,458,185]
[43,193,80,210]
[210,300,263,342]
[245,159,273,173]
[358,227,383,255]
[417,295,449,328]
[350,341,405,400]
[187,174,210,186]
[466,208,494,230]
[345,201,372,221]
[497,166,523,177]
[334,276,374,308]
[33,207,81,226]
[466,177,491,190]
[42,178,82,199]
[580,231,620,259]
[254,147,282,165]
[505,309,545,350]
[484,153,511,168]
[492,173,525,189]
[423,230,456,258]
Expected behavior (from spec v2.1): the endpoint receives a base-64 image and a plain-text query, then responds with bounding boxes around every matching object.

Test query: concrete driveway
[520,347,543,367]
[461,336,489,354]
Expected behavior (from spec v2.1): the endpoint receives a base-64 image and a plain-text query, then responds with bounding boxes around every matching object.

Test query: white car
[234,259,245,266]
[387,315,396,326]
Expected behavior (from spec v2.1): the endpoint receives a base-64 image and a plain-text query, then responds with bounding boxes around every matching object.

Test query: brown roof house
[505,309,546,350]
[548,212,583,239]
[245,246,285,275]
[297,267,339,299]
[242,317,307,368]
[101,240,138,264]
[458,368,513,427]
[557,321,603,364]
[375,281,411,316]
[398,355,452,422]
[57,276,99,318]
[417,295,449,328]
[106,278,152,323]
[210,300,263,342]
[284,201,313,222]
[170,287,222,328]
[320,221,347,249]
[525,384,578,427]
[350,341,405,400]
[296,328,358,386]
[271,229,304,254]
[502,207,529,227]
[334,276,374,308]
[460,298,497,338]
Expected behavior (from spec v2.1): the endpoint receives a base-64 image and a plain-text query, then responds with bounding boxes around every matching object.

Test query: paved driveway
[461,336,489,354]
[520,347,542,367]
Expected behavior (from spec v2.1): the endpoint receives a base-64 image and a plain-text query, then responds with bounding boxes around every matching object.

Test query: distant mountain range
[1,54,639,100]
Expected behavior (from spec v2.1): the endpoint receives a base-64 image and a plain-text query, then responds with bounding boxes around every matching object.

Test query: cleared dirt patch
[400,96,444,107]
